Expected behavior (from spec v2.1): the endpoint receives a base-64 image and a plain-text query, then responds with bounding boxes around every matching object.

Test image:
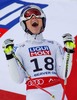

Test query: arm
[2,39,25,83]
[56,45,73,79]
[56,33,75,79]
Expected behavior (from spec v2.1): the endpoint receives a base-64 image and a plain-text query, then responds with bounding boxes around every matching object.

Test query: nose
[31,14,37,19]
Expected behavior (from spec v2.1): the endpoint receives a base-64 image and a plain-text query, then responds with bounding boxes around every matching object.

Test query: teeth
[32,20,37,24]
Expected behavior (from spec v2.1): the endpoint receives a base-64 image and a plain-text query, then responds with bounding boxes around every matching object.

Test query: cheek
[26,21,31,28]
[39,20,43,27]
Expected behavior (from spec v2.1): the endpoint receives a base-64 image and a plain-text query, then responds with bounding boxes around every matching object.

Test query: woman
[2,4,75,100]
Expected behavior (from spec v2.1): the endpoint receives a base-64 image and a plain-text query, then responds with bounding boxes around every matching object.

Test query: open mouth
[32,22,38,27]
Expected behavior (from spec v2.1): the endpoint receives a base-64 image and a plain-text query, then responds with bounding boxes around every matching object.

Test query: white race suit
[6,33,73,100]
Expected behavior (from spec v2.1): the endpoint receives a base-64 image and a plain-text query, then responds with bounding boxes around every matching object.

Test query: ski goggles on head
[24,8,42,20]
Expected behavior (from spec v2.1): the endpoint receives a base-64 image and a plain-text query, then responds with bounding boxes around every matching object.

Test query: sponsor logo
[29,46,51,57]
[27,78,44,86]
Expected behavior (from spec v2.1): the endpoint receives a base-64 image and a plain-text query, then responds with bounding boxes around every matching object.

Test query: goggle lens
[24,8,41,18]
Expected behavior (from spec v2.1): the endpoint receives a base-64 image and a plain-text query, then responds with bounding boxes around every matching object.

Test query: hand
[2,39,14,55]
[62,33,76,53]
